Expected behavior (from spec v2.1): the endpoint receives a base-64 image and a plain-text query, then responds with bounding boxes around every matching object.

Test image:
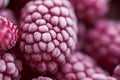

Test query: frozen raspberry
[53,52,116,80]
[0,53,22,80]
[0,0,9,9]
[32,76,52,80]
[113,65,120,80]
[0,9,16,23]
[0,16,18,52]
[70,0,109,23]
[83,20,120,72]
[20,0,77,74]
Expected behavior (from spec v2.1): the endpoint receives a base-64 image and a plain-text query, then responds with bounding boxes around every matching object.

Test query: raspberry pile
[0,0,120,80]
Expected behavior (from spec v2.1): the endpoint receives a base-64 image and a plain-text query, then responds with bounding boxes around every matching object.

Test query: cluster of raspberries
[0,0,120,80]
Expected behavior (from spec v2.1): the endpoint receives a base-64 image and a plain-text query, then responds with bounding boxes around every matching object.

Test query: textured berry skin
[0,9,16,23]
[83,20,120,72]
[70,0,109,22]
[113,65,120,80]
[0,53,22,80]
[0,16,18,52]
[0,0,9,9]
[20,0,77,74]
[53,52,116,80]
[32,76,52,80]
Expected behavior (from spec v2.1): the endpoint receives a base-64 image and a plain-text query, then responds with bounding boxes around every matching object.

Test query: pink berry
[20,0,77,74]
[0,0,9,9]
[0,9,16,23]
[0,53,22,80]
[32,76,52,80]
[0,16,18,52]
[83,20,120,72]
[70,0,109,22]
[53,52,116,80]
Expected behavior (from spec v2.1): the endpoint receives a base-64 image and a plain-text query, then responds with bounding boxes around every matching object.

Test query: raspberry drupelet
[83,20,120,72]
[0,16,18,52]
[0,53,22,80]
[70,0,109,23]
[53,52,116,80]
[32,76,52,80]
[20,0,77,74]
[0,0,9,9]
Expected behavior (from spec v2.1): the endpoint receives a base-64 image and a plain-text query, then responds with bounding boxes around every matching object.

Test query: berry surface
[70,0,109,23]
[20,0,77,74]
[0,53,22,80]
[0,16,18,52]
[83,20,120,72]
[53,52,116,80]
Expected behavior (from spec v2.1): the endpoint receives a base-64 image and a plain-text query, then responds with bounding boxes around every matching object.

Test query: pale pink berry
[0,9,16,23]
[83,20,120,72]
[32,76,52,80]
[0,0,9,9]
[0,16,18,52]
[20,0,77,74]
[70,0,109,22]
[53,52,116,80]
[0,53,22,80]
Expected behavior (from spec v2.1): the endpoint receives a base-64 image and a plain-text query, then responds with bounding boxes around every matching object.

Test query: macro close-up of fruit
[0,0,120,80]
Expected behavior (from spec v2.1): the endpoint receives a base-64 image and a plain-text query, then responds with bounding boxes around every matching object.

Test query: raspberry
[0,16,18,52]
[0,53,22,80]
[53,52,116,80]
[113,65,120,80]
[32,76,52,80]
[20,0,77,74]
[70,0,109,22]
[0,0,9,9]
[83,20,120,72]
[0,9,16,23]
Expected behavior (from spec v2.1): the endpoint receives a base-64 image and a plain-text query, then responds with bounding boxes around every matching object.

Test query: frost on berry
[83,20,120,72]
[70,0,109,22]
[0,16,18,52]
[0,0,9,9]
[0,53,22,80]
[20,0,77,74]
[32,76,52,80]
[53,52,117,80]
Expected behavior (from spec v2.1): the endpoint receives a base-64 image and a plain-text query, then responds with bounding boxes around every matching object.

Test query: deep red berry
[0,16,18,52]
[53,52,116,80]
[83,20,120,72]
[20,0,77,74]
[0,53,22,80]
